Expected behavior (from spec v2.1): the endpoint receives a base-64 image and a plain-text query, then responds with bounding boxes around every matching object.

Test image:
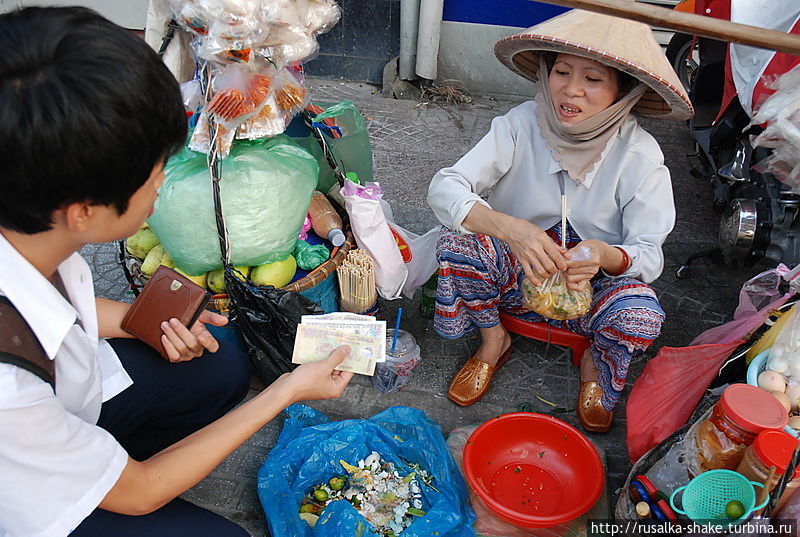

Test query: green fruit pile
[125,225,298,292]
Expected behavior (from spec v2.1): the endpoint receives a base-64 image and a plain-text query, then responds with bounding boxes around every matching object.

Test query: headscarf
[534,55,647,184]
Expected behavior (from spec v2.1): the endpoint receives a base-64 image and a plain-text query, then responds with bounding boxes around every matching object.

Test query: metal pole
[535,0,800,55]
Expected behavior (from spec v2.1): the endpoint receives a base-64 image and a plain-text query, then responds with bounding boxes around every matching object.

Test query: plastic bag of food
[296,0,341,34]
[206,63,272,122]
[237,94,286,139]
[751,65,800,193]
[149,133,318,275]
[522,247,592,320]
[258,405,475,537]
[274,67,309,118]
[189,110,237,157]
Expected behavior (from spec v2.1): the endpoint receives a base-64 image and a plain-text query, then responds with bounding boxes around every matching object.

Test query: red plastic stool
[499,312,589,366]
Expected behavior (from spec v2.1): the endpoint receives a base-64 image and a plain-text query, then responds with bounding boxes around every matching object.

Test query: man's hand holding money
[274,345,354,403]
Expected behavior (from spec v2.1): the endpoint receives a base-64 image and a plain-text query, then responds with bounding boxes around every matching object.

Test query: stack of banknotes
[291,312,387,376]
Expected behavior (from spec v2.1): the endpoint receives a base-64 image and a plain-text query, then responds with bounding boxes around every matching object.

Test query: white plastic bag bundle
[751,65,800,192]
[388,223,442,298]
[341,181,407,300]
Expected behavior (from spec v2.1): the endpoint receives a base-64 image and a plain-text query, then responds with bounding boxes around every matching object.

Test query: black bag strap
[0,296,55,389]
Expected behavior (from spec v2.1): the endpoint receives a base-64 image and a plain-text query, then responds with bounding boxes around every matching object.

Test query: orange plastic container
[463,413,604,528]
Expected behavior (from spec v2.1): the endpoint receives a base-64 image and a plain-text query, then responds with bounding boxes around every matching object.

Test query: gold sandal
[577,381,614,433]
[447,347,512,407]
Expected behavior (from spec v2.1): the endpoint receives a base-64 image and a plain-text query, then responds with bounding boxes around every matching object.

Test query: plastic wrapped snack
[273,67,308,117]
[189,110,237,157]
[207,63,272,122]
[237,94,286,139]
[522,247,593,320]
[296,0,341,34]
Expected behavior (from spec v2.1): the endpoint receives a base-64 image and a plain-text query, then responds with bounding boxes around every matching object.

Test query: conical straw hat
[494,9,693,121]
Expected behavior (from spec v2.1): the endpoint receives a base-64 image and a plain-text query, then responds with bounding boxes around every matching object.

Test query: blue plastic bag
[258,405,476,537]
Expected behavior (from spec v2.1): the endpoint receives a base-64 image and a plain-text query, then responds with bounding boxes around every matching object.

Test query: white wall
[0,0,148,28]
[437,20,536,98]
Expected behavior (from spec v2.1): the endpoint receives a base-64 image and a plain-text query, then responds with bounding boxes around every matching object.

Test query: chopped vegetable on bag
[522,246,593,320]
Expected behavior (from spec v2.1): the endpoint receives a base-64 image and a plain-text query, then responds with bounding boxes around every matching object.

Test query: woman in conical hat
[427,9,692,432]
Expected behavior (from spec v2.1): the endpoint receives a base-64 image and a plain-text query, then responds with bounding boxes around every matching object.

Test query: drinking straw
[561,194,567,249]
[392,307,403,354]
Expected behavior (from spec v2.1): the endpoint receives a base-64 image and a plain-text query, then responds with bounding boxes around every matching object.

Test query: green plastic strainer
[670,470,768,527]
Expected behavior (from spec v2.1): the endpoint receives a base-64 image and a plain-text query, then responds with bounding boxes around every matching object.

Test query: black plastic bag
[224,267,322,383]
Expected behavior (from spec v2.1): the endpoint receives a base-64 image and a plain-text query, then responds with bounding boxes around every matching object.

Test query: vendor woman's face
[548,54,620,125]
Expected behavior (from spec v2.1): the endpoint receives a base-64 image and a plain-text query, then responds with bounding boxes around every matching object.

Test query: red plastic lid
[719,384,789,433]
[754,429,800,478]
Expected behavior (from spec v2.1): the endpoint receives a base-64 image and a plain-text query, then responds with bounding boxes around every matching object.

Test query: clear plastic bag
[522,246,593,320]
[296,0,341,34]
[372,330,422,394]
[751,65,800,193]
[236,94,286,140]
[273,67,309,117]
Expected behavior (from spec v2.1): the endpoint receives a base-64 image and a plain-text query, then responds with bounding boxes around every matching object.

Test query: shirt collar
[0,233,82,360]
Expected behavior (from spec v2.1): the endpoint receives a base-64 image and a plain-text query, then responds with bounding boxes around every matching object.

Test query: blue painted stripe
[442,0,569,28]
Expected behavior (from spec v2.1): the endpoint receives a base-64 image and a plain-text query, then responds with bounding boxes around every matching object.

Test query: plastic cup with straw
[391,307,403,355]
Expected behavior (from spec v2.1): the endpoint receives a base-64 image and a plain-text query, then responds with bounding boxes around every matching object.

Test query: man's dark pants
[71,326,253,537]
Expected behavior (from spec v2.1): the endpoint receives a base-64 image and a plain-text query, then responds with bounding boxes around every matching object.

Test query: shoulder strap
[0,296,55,389]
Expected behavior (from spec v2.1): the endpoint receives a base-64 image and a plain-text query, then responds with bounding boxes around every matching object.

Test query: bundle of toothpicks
[337,249,377,313]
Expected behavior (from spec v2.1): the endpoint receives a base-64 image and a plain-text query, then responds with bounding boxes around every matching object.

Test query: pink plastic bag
[626,266,794,462]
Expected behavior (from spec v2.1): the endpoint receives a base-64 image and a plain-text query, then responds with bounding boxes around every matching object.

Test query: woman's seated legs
[543,276,665,411]
[434,227,516,365]
[98,324,253,460]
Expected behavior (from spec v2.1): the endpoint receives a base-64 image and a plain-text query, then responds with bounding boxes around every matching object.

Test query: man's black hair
[0,7,187,234]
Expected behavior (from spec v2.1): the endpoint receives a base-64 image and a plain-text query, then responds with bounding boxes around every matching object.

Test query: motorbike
[665,0,800,278]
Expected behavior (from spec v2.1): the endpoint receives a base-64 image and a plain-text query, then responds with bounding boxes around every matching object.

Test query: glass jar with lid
[736,429,799,512]
[695,384,788,473]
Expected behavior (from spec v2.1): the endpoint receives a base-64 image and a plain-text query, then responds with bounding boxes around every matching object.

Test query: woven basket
[119,216,355,311]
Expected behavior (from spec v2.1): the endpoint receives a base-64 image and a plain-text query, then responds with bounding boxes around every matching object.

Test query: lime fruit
[726,500,745,519]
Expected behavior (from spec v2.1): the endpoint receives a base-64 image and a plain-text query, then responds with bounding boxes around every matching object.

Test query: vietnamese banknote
[301,317,386,362]
[292,324,380,376]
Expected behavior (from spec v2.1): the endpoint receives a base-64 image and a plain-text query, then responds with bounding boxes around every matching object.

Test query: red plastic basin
[463,413,604,527]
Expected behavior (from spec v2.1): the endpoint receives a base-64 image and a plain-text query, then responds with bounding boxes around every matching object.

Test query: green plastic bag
[294,100,373,193]
[149,135,319,276]
[293,240,329,270]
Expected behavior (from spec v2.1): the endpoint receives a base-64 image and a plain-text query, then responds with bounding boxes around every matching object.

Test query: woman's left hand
[159,310,229,363]
[564,239,607,291]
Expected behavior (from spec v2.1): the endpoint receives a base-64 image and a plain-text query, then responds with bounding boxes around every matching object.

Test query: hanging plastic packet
[207,62,273,122]
[296,0,342,34]
[180,79,203,113]
[273,67,309,119]
[373,330,422,394]
[237,94,286,140]
[189,110,237,158]
[522,246,593,320]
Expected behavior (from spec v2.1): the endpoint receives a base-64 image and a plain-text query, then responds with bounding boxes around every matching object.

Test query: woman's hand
[159,310,229,363]
[564,239,612,291]
[273,346,354,403]
[504,218,568,285]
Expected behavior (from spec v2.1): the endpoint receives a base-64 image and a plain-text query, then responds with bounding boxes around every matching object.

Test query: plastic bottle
[419,270,438,318]
[308,191,345,246]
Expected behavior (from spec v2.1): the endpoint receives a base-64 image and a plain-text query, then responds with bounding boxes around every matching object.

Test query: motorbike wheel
[665,33,698,91]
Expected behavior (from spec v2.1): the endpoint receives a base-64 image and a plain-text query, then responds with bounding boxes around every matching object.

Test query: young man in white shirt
[0,7,353,537]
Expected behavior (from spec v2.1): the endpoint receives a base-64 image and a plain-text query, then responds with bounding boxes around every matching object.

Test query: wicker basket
[119,226,355,314]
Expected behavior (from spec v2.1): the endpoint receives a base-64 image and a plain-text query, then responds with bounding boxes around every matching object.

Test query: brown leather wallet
[121,266,212,359]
